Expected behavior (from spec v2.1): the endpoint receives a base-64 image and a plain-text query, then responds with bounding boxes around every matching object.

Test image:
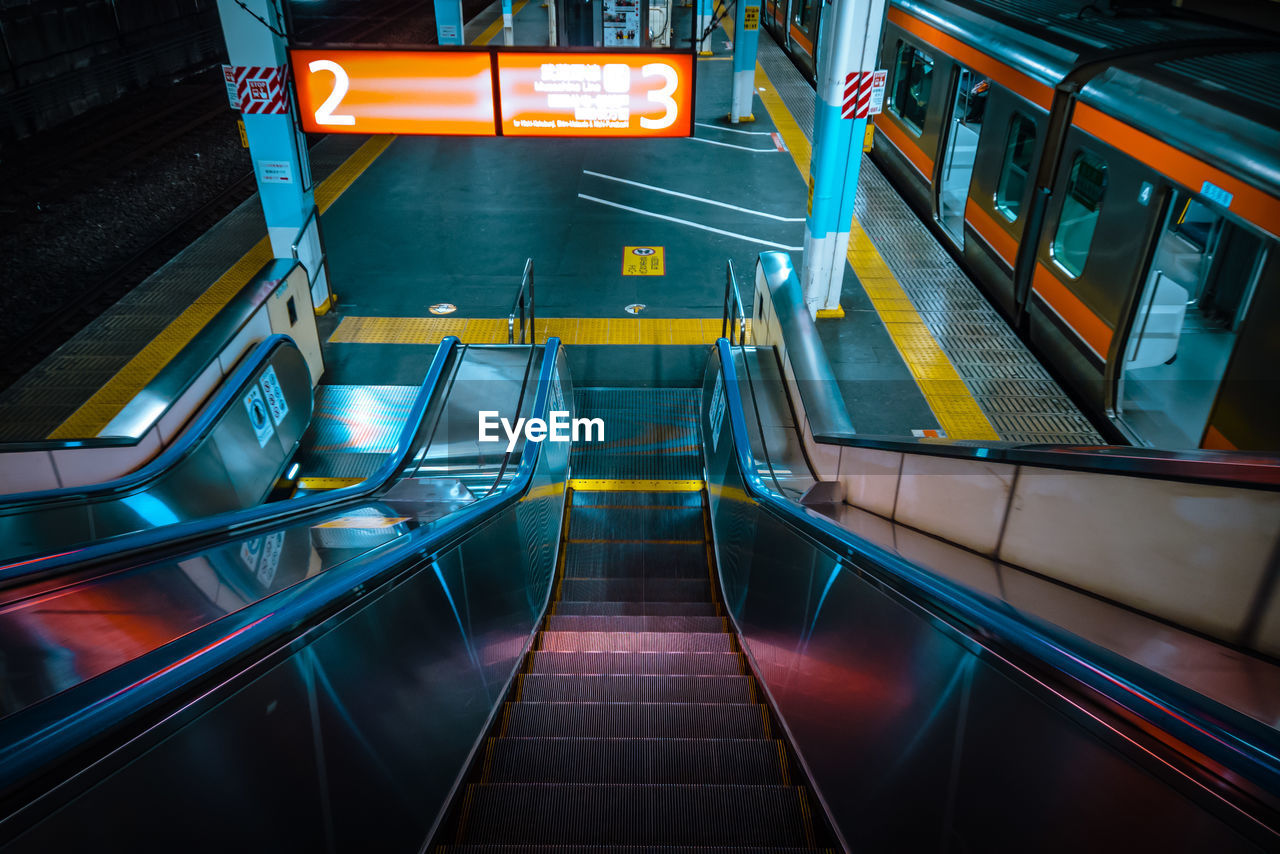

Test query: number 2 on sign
[308,60,355,126]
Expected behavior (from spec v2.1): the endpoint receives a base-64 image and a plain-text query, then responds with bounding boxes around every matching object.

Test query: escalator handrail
[0,335,304,511]
[0,336,466,587]
[713,339,1280,813]
[0,339,567,804]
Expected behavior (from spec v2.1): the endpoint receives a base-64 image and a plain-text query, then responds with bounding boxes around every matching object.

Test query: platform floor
[0,2,1101,445]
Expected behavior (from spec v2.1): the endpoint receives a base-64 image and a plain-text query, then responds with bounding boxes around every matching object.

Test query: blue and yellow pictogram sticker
[623,246,665,276]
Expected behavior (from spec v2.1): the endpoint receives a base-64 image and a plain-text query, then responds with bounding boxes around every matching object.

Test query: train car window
[995,113,1036,222]
[793,0,814,31]
[1051,151,1108,278]
[889,41,933,134]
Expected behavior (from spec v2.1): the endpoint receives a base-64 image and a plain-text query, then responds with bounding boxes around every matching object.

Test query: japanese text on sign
[623,246,665,276]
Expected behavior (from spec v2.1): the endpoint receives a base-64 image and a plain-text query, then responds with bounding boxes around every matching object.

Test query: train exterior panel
[768,0,1280,451]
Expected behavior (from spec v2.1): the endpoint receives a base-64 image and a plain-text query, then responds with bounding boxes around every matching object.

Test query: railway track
[0,0,487,394]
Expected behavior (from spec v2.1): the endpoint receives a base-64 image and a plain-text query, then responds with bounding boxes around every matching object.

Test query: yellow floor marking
[753,63,999,441]
[297,477,365,490]
[473,0,529,45]
[570,479,704,492]
[329,316,751,346]
[50,135,397,439]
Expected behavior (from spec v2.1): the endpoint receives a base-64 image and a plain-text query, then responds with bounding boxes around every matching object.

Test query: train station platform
[0,4,1100,447]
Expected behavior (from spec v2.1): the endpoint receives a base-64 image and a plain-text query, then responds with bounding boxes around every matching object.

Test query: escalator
[0,338,1276,852]
[435,389,832,850]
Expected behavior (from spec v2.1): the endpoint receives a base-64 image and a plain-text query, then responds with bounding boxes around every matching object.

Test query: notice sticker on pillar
[257,160,293,184]
[440,24,457,41]
[867,70,888,115]
[244,386,275,448]
[258,365,290,425]
[222,65,239,109]
[743,5,759,30]
[623,246,664,275]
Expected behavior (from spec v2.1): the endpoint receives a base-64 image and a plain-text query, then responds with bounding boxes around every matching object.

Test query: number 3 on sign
[308,60,355,126]
[640,63,678,130]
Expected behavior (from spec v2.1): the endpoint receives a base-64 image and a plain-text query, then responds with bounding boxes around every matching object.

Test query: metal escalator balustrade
[433,388,834,852]
[703,339,1280,850]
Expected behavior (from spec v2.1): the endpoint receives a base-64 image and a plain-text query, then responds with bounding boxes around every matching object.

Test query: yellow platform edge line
[50,136,398,440]
[752,62,998,442]
[474,0,529,45]
[569,479,704,492]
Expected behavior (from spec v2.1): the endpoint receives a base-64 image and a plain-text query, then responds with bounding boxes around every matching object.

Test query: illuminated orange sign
[497,53,694,137]
[291,49,496,135]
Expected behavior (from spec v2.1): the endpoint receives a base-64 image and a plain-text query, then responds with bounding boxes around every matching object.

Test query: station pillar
[729,0,761,122]
[502,0,515,44]
[215,0,331,313]
[434,0,465,44]
[696,0,713,55]
[800,0,886,316]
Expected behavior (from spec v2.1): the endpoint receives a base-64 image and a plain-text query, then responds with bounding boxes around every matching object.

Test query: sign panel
[868,69,888,115]
[743,6,760,31]
[291,49,497,135]
[497,53,694,137]
[623,246,665,275]
[243,386,274,448]
[257,159,293,184]
[258,365,289,425]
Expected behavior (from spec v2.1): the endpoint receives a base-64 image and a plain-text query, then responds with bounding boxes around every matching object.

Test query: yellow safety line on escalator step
[49,135,396,439]
[328,316,748,346]
[568,479,703,492]
[752,62,999,441]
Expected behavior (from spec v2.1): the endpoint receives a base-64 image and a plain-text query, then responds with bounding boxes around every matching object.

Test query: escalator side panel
[701,358,1268,852]
[3,434,570,852]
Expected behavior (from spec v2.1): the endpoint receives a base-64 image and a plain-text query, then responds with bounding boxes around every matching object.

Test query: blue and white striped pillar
[800,0,886,316]
[215,0,331,312]
[729,0,761,122]
[434,0,465,44]
[696,0,714,55]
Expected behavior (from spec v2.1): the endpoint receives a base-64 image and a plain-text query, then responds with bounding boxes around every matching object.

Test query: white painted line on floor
[582,170,805,222]
[578,194,804,251]
[685,135,777,153]
[694,121,773,136]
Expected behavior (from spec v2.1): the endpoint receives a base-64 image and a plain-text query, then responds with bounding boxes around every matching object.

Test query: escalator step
[518,674,752,703]
[539,632,733,654]
[559,578,710,602]
[456,783,810,846]
[564,542,707,579]
[502,702,768,738]
[553,601,719,617]
[439,846,830,853]
[569,506,704,541]
[545,615,726,633]
[571,491,702,508]
[482,737,787,784]
[529,652,743,676]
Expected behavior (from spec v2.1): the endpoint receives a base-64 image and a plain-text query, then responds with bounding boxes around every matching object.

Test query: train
[762,0,1280,452]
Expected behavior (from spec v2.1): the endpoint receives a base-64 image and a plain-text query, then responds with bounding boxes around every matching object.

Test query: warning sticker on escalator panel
[256,532,285,587]
[259,365,289,425]
[244,386,275,448]
[709,373,725,452]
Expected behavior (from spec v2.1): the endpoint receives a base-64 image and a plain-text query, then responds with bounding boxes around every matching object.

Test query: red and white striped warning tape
[224,65,289,115]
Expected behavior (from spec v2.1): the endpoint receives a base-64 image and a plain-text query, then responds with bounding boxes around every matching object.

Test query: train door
[1116,191,1268,448]
[936,64,987,246]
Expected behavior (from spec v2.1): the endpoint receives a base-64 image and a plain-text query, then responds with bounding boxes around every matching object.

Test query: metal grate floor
[756,32,1103,445]
[571,389,702,480]
[291,384,419,479]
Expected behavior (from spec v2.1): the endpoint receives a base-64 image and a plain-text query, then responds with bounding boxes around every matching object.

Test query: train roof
[896,1,1280,203]
[897,0,1269,82]
[1078,49,1280,200]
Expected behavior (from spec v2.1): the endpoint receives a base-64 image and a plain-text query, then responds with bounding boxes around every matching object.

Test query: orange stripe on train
[1032,263,1113,361]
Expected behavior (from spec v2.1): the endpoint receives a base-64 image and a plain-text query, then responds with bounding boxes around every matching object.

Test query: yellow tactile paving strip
[330,316,750,347]
[49,136,397,439]
[753,60,998,440]
[473,0,530,45]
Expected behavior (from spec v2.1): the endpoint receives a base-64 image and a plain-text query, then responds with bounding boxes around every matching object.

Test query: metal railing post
[508,258,535,344]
